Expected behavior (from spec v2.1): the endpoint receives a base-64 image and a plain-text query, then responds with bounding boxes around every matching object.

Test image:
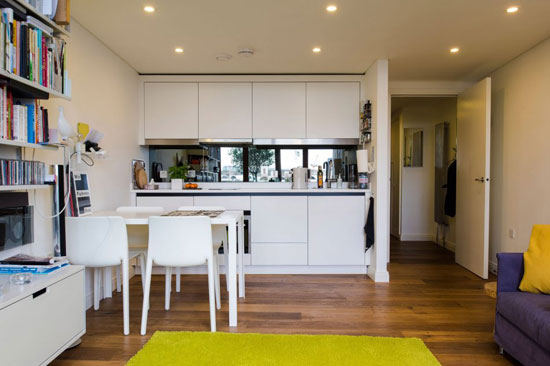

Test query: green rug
[127,331,441,366]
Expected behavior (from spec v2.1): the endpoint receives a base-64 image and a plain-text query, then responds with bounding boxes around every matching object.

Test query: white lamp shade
[357,149,369,172]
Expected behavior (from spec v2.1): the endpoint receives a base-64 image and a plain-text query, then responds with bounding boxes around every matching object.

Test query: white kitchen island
[129,184,383,280]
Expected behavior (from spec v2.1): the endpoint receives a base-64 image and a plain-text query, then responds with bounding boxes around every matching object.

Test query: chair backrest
[148,216,213,267]
[177,206,225,211]
[116,206,164,213]
[66,216,128,267]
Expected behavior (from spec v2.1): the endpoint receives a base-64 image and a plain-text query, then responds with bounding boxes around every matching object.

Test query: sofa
[495,253,550,366]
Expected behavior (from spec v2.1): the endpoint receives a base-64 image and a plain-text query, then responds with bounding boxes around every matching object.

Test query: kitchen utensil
[291,167,309,189]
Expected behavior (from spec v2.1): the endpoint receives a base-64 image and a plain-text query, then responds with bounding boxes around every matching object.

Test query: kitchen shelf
[0,68,70,100]
[0,184,51,191]
[14,0,70,37]
[0,138,59,151]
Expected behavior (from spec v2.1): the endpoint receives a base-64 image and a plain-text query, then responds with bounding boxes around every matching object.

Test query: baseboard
[440,240,456,252]
[400,233,436,241]
[489,260,498,275]
[136,265,369,275]
[367,266,390,282]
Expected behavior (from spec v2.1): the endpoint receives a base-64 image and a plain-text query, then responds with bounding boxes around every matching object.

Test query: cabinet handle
[33,288,47,299]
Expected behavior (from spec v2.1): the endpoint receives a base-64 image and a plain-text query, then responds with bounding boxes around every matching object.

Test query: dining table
[90,209,245,327]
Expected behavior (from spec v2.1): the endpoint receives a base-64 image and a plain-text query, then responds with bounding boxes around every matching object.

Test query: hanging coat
[444,160,456,217]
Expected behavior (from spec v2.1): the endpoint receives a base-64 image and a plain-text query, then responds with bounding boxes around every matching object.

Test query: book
[1,253,55,265]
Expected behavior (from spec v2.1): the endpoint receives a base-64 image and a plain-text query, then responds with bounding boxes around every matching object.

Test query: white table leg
[227,219,237,327]
[103,267,113,298]
[238,214,245,298]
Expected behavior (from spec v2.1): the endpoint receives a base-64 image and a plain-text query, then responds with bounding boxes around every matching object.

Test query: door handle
[474,177,485,182]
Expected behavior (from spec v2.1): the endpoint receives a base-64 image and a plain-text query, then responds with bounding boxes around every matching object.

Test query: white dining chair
[66,216,131,335]
[174,206,226,310]
[141,216,217,334]
[114,206,163,293]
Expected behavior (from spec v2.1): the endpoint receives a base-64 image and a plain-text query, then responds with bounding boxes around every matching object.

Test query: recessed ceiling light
[312,47,322,53]
[506,6,519,13]
[216,53,232,62]
[450,47,460,54]
[143,5,155,13]
[326,5,338,12]
[174,47,184,54]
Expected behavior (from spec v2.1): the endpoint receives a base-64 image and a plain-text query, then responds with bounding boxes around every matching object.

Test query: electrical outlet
[509,228,517,239]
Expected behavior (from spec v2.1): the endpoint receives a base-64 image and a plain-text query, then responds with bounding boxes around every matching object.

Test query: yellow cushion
[519,225,550,294]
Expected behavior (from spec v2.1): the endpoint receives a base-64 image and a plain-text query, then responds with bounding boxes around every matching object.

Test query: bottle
[317,166,323,189]
[337,174,342,189]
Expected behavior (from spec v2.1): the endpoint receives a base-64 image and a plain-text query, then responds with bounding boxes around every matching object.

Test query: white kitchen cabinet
[251,196,307,243]
[199,83,252,139]
[251,243,308,265]
[136,196,193,211]
[194,195,250,211]
[306,82,360,139]
[144,83,199,139]
[308,195,366,265]
[252,83,306,138]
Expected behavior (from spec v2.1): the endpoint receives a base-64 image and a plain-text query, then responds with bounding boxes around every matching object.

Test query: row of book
[0,158,45,185]
[0,85,50,142]
[1,7,66,92]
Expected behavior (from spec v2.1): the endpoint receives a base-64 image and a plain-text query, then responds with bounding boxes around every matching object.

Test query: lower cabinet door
[251,243,308,265]
[0,270,85,366]
[308,195,366,265]
[136,196,194,211]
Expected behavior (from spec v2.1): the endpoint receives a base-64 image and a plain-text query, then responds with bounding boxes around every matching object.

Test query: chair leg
[93,268,100,310]
[122,259,130,336]
[176,267,181,293]
[141,259,153,335]
[116,265,121,293]
[207,259,217,332]
[224,251,229,291]
[165,267,172,310]
[139,254,146,292]
[213,254,221,310]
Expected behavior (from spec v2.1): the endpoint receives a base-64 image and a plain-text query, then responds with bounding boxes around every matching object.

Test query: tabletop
[90,210,243,225]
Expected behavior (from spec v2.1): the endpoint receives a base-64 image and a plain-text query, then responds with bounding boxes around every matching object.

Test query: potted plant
[168,165,188,190]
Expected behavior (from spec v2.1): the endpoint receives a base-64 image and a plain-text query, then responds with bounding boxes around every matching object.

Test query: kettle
[291,167,309,189]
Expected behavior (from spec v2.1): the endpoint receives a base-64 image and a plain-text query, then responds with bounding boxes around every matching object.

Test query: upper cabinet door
[252,83,306,138]
[144,83,198,139]
[306,82,360,139]
[199,83,252,139]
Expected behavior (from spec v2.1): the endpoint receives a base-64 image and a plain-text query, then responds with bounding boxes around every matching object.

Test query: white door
[198,83,252,139]
[144,83,198,139]
[252,82,306,138]
[306,82,360,139]
[455,78,491,279]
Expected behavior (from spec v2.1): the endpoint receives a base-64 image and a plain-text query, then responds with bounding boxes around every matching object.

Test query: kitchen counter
[132,188,370,195]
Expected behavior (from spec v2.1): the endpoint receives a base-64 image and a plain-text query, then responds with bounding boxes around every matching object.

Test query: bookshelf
[0,68,71,100]
[0,138,59,150]
[13,0,70,36]
[0,184,50,191]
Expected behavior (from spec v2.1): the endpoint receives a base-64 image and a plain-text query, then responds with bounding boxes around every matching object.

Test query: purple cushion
[497,292,550,349]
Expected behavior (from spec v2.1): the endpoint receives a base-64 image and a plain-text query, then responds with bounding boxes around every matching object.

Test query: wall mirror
[404,128,423,167]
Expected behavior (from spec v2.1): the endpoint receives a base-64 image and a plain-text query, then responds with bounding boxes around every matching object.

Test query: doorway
[390,96,458,250]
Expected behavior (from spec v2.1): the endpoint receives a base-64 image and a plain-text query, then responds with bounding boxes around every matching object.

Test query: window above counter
[149,145,358,183]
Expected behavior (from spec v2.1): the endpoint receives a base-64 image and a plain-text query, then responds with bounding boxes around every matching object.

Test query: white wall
[362,60,390,282]
[489,38,550,269]
[0,19,146,308]
[392,97,457,244]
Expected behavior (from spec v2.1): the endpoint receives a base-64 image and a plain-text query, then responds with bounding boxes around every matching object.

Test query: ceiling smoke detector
[237,48,255,57]
[216,53,232,62]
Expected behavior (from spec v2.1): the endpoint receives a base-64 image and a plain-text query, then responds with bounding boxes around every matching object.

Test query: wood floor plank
[50,240,519,366]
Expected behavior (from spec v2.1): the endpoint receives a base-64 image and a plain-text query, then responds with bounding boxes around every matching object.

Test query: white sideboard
[0,265,85,366]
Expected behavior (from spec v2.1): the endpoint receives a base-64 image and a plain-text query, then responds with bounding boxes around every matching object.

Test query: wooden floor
[51,240,518,366]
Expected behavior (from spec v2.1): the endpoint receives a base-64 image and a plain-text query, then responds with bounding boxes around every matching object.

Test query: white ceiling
[72,0,550,81]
